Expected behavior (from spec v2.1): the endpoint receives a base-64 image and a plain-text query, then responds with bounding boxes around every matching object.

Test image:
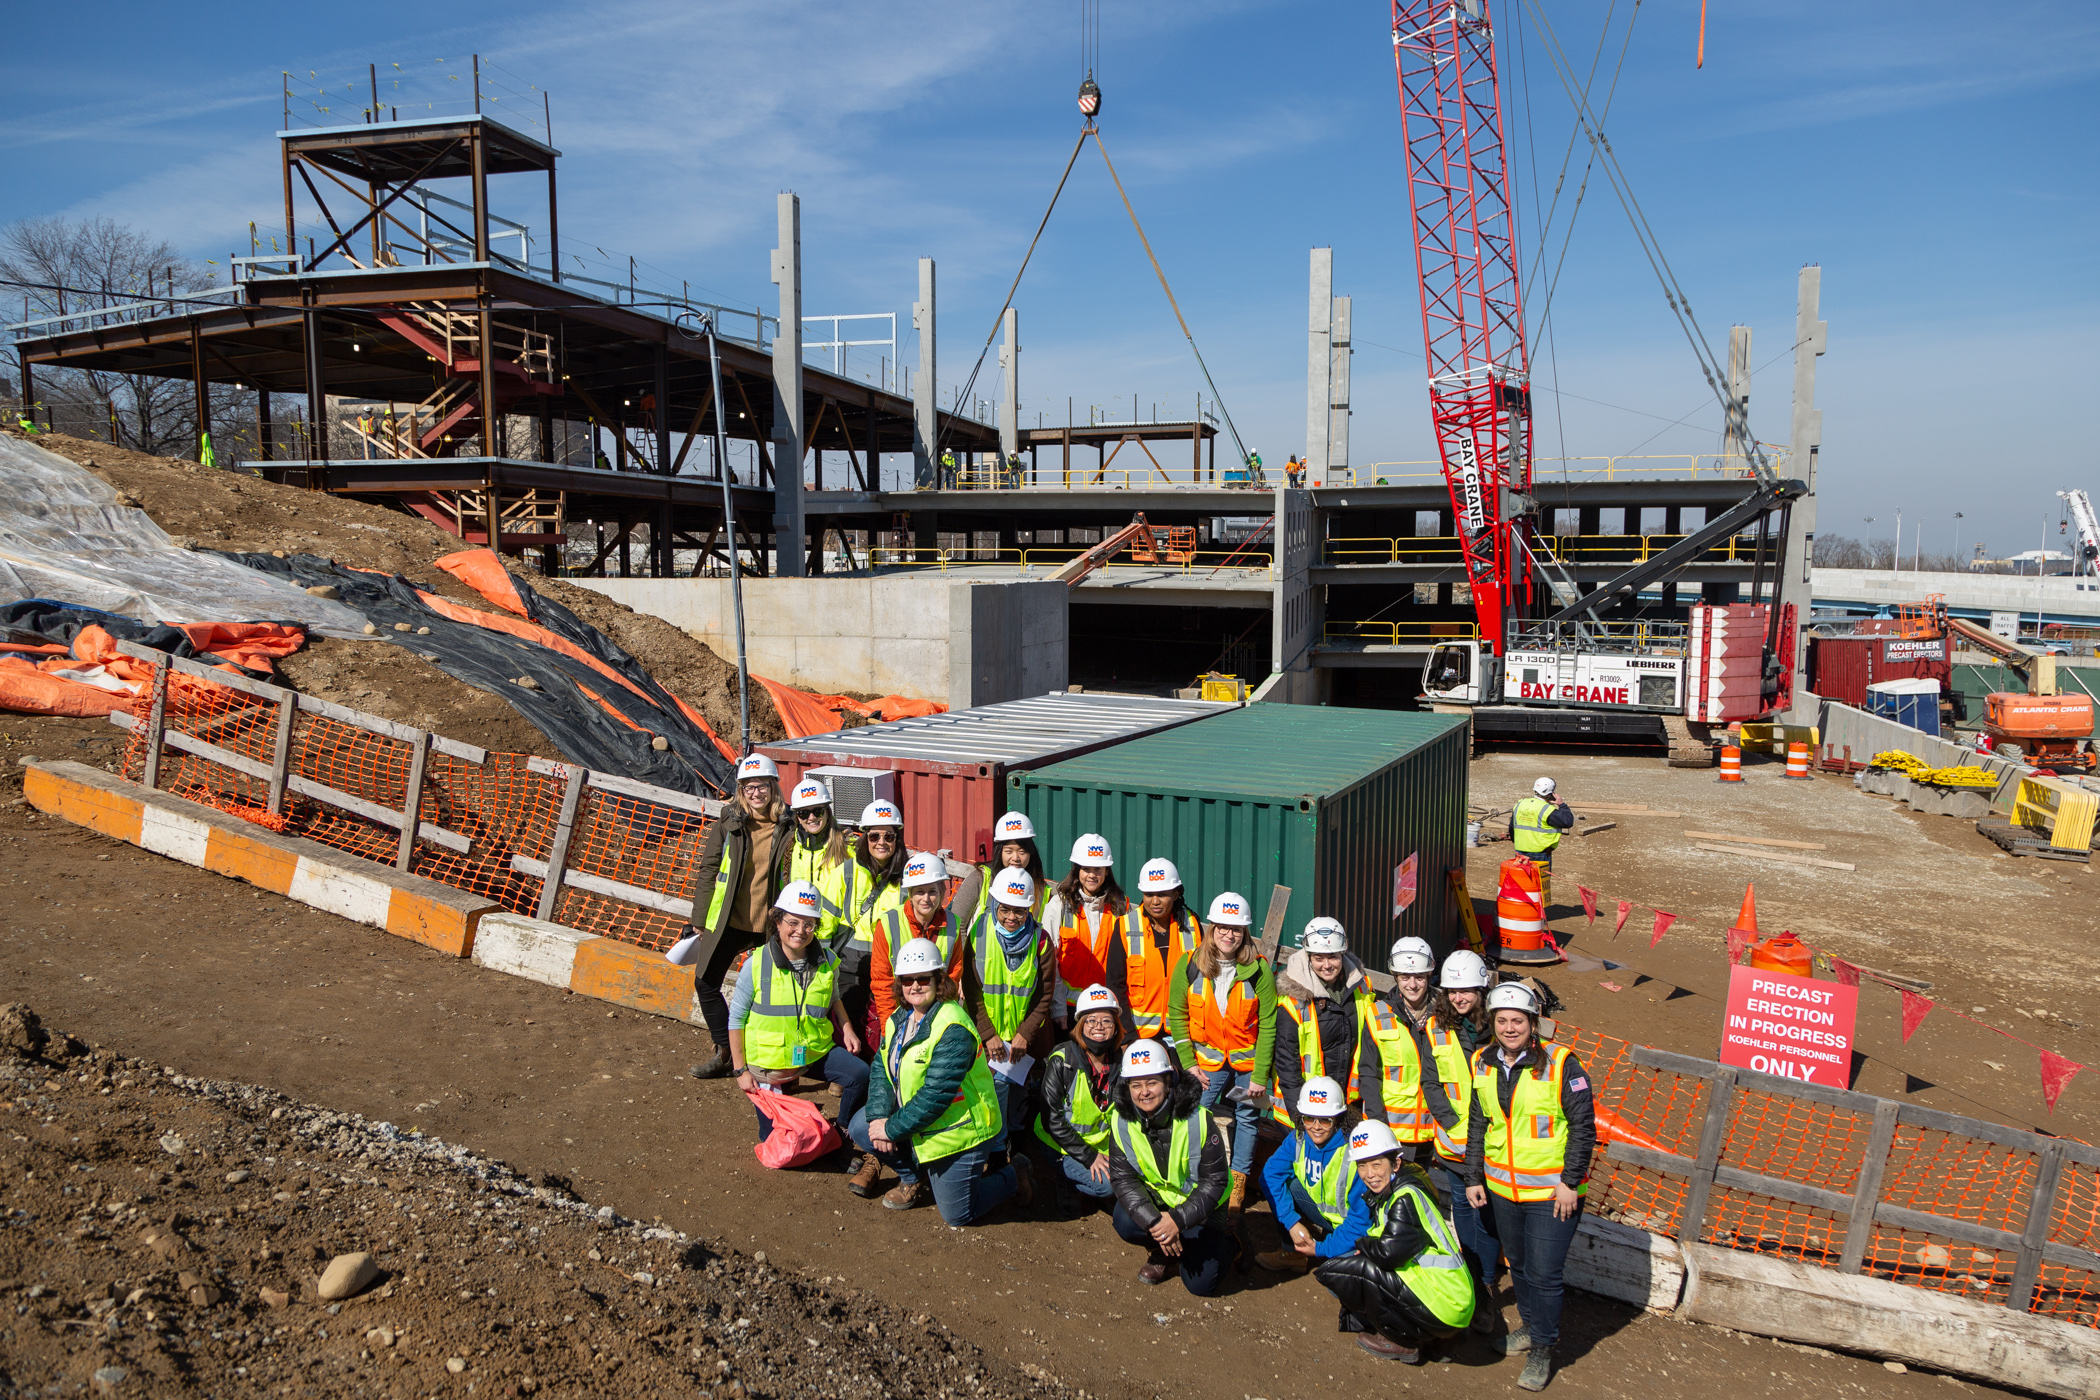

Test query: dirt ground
[1467,749,2100,1144]
[2,722,2037,1399]
[8,429,785,753]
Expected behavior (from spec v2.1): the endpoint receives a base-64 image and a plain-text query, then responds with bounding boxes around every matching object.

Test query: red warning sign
[1720,964,1858,1087]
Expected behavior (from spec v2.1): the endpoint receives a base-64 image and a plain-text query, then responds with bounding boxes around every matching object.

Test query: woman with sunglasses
[685,754,795,1081]
[780,776,859,954]
[838,798,908,1047]
[848,936,1028,1220]
[729,881,867,1151]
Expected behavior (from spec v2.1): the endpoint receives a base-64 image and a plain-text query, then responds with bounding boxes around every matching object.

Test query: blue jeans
[1111,1201,1234,1296]
[751,1047,868,1145]
[1435,1163,1503,1291]
[1058,1150,1114,1200]
[1198,1066,1260,1175]
[1488,1191,1583,1350]
[1285,1177,1337,1241]
[988,1071,1025,1154]
[846,1111,1017,1227]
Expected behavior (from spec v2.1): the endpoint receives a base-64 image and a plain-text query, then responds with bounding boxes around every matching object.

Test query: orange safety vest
[1055,899,1129,998]
[1183,956,1265,1072]
[1123,908,1199,1039]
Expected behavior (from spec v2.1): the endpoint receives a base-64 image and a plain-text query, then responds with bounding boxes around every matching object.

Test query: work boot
[1009,1153,1035,1210]
[1137,1255,1178,1286]
[1355,1334,1420,1363]
[882,1180,929,1211]
[1516,1349,1555,1391]
[848,1154,883,1198]
[1498,1327,1532,1355]
[1469,1282,1499,1334]
[1227,1169,1249,1212]
[1253,1247,1313,1275]
[688,1049,732,1080]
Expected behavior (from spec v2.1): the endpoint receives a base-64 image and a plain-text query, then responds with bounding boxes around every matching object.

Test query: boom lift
[1945,612,2095,772]
[1050,513,1196,587]
[1389,0,1804,757]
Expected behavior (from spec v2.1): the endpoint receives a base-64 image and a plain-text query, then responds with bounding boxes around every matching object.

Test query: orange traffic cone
[1595,1106,1673,1157]
[1735,885,1758,934]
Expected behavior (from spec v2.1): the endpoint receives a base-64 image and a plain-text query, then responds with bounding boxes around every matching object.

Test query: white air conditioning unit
[806,766,899,824]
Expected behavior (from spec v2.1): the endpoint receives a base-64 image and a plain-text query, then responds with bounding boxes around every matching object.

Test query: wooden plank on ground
[1683,830,1829,850]
[1580,822,1617,837]
[1694,841,1856,872]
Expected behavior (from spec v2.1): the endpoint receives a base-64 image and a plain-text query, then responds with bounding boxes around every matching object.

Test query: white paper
[991,1052,1035,1084]
[664,933,705,967]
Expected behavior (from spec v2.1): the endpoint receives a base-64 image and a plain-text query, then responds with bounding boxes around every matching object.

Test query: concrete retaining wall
[571,576,1066,707]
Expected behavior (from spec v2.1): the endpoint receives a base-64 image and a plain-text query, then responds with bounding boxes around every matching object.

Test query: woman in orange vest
[1167,889,1277,1217]
[1043,832,1130,1029]
[1463,982,1596,1392]
[1123,857,1200,1041]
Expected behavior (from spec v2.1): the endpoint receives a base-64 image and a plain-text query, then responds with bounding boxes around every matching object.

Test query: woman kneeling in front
[848,937,1028,1223]
[730,881,867,1149]
[1106,1040,1233,1294]
[1313,1118,1475,1362]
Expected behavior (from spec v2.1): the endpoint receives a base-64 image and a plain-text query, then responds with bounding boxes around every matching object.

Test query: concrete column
[998,307,1018,464]
[1327,294,1351,479]
[912,258,936,489]
[1305,248,1332,484]
[1783,266,1827,719]
[1722,324,1753,466]
[770,192,806,577]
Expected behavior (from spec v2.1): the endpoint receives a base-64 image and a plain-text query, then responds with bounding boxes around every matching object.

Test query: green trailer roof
[1013,704,1469,803]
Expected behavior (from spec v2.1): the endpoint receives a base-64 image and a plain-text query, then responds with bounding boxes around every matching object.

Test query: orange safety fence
[103,648,2100,1331]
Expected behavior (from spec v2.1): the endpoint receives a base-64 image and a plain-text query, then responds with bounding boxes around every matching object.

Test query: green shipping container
[1010,704,1470,968]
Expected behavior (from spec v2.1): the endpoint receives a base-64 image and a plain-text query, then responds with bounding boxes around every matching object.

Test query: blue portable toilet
[1867,677,1942,737]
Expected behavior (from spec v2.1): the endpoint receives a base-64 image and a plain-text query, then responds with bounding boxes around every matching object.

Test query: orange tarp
[0,621,306,719]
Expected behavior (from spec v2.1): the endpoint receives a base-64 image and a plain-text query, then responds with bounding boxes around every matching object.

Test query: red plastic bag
[747,1088,842,1169]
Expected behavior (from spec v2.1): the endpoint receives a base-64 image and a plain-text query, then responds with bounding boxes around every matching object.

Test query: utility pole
[912,258,936,489]
[770,193,806,576]
[1782,266,1826,720]
[997,307,1019,466]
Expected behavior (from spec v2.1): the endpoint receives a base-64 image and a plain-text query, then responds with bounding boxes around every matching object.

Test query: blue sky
[5,1,2096,559]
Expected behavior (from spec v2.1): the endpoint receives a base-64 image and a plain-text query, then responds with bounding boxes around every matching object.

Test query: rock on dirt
[0,1006,1075,1400]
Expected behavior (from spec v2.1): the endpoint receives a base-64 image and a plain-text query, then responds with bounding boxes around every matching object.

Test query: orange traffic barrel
[1750,931,1814,976]
[1716,745,1743,782]
[1785,741,1811,780]
[1496,857,1560,965]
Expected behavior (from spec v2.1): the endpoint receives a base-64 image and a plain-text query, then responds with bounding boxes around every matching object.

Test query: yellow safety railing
[1322,620,1479,646]
[860,546,1272,575]
[864,546,1026,571]
[2013,774,2100,851]
[1323,533,1765,566]
[1334,452,1783,486]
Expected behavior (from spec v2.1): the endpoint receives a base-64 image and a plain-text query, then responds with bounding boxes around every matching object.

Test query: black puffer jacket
[1033,1030,1122,1165]
[1105,1055,1229,1233]
[1313,1162,1467,1346]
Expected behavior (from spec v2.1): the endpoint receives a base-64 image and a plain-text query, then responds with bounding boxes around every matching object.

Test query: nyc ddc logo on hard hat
[1220,897,1243,918]
[1306,1083,1332,1109]
[1350,1125,1373,1151]
[791,887,819,915]
[1085,840,1107,861]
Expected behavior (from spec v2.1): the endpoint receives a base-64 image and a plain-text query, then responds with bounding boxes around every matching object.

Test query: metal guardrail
[1325,532,1773,567]
[7,284,249,340]
[1333,452,1784,485]
[1321,620,1479,645]
[862,546,1273,576]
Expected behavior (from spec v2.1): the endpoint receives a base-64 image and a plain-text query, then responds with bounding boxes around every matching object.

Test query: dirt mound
[0,1005,1073,1400]
[13,430,783,754]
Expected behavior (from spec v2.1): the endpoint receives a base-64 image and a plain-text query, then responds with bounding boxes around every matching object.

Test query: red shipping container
[758,693,1234,864]
[1807,634,1953,708]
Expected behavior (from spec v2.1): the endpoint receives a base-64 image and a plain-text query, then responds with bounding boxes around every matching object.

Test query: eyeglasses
[864,829,898,844]
[897,974,935,987]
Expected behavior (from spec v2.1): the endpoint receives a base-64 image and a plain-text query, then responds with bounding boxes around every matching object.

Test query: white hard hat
[1440,950,1492,989]
[1073,983,1121,1017]
[1205,890,1252,927]
[990,868,1036,909]
[893,937,945,979]
[1533,776,1556,797]
[1487,983,1540,1017]
[1296,1076,1347,1117]
[773,880,824,921]
[736,754,779,782]
[859,799,903,828]
[1136,857,1182,894]
[1301,917,1347,954]
[994,811,1037,843]
[1120,1040,1172,1080]
[789,777,832,811]
[1347,1118,1401,1162]
[902,851,947,890]
[1069,833,1114,868]
[1388,935,1435,975]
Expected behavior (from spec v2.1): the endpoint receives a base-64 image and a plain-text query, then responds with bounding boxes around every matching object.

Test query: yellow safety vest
[1032,1045,1115,1157]
[781,838,857,950]
[1110,1108,1227,1211]
[1368,1176,1475,1328]
[884,1000,1000,1161]
[1357,999,1434,1144]
[1471,1043,1585,1203]
[1269,985,1371,1126]
[1512,796,1561,855]
[740,942,836,1072]
[1292,1133,1356,1227]
[845,875,905,962]
[1424,1015,1474,1164]
[970,911,1045,1041]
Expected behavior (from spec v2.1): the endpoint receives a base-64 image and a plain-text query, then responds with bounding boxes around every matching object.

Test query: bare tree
[1,216,254,458]
[1815,534,1972,573]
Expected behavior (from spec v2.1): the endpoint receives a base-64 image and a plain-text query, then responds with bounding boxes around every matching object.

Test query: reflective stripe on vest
[1109,1109,1226,1211]
[971,910,1045,1040]
[881,907,965,969]
[1426,1017,1474,1163]
[1032,1047,1114,1157]
[1512,796,1560,855]
[1471,1043,1586,1203]
[885,999,1000,1162]
[1269,987,1369,1125]
[1122,910,1199,1038]
[847,879,904,956]
[783,840,856,948]
[700,842,738,935]
[1357,999,1434,1143]
[1185,960,1262,1072]
[740,941,837,1071]
[1368,1178,1476,1329]
[1056,903,1126,996]
[1292,1133,1357,1227]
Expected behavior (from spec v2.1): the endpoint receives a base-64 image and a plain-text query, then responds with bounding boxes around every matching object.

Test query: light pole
[1863,517,1876,570]
[1951,512,1963,571]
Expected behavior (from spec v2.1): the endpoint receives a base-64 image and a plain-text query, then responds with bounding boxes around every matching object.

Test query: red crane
[1391,0,1533,655]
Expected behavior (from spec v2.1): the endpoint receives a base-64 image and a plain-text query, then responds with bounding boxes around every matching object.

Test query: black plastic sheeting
[0,599,285,673]
[219,553,733,797]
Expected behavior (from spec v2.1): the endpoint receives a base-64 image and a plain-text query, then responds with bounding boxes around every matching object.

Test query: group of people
[675,754,1594,1390]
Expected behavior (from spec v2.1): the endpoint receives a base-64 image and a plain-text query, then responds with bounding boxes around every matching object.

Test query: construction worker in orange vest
[1121,857,1200,1040]
[1043,832,1130,1029]
[1356,936,1441,1163]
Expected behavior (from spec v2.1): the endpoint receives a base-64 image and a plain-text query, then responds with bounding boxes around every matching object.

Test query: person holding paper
[728,881,867,1150]
[684,754,795,1081]
[1033,983,1126,1212]
[963,867,1056,1160]
[1167,889,1277,1225]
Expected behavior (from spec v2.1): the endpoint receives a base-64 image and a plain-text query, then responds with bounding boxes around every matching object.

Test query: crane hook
[1077,74,1101,118]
